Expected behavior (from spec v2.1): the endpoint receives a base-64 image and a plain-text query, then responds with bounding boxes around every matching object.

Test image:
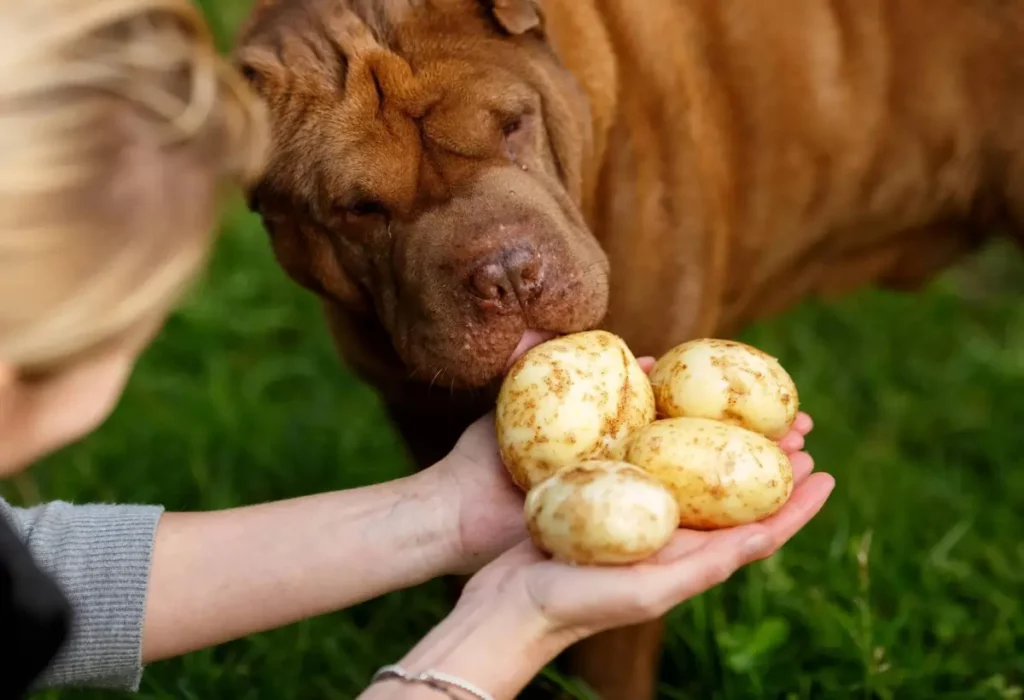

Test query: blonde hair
[0,0,268,371]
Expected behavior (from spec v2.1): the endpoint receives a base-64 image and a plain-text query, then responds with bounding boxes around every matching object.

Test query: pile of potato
[495,331,800,565]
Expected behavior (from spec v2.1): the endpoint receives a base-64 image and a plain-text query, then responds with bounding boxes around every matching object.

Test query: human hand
[459,450,834,647]
[368,440,831,700]
[430,350,817,576]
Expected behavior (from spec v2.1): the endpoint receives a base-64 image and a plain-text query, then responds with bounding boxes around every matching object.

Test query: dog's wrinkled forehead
[237,0,429,102]
[236,0,553,216]
[237,1,441,213]
[237,0,540,92]
[240,0,420,47]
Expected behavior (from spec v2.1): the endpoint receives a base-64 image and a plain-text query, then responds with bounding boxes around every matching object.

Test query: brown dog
[233,0,1024,697]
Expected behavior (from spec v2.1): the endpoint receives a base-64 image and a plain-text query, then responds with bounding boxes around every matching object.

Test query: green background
[18,0,1024,697]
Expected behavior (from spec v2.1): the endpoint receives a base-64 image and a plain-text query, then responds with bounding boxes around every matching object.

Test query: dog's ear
[482,0,544,36]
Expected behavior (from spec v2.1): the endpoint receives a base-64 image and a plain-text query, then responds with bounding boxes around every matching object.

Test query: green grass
[15,1,1024,697]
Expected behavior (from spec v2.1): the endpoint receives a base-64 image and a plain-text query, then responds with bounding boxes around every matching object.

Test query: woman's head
[0,0,268,474]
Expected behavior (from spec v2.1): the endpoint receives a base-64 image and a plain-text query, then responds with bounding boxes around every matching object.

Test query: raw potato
[496,330,656,491]
[524,461,680,565]
[625,417,794,529]
[648,338,798,440]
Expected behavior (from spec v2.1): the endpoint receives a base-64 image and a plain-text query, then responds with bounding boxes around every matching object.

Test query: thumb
[614,527,770,621]
[454,411,499,455]
[464,539,546,595]
[493,538,547,566]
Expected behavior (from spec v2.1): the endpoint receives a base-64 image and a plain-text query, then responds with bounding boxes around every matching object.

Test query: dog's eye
[502,116,524,136]
[342,199,388,225]
[499,112,535,162]
[238,62,264,93]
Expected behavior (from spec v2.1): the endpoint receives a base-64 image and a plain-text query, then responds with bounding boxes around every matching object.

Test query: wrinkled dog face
[236,0,609,388]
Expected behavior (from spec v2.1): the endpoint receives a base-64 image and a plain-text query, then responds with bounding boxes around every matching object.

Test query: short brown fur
[234,1,1024,697]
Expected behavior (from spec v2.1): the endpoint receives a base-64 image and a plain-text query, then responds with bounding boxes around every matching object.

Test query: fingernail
[742,533,772,558]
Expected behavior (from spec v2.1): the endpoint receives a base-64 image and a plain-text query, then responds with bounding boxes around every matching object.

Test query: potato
[524,461,680,565]
[625,417,793,529]
[496,330,656,491]
[648,338,798,440]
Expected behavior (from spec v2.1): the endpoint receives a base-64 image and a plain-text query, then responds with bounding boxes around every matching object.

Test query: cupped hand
[434,413,533,574]
[432,352,817,576]
[459,451,834,647]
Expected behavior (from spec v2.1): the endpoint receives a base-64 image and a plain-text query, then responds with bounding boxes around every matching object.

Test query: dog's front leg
[562,621,664,700]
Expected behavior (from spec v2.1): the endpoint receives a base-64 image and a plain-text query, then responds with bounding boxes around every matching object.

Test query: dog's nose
[468,246,544,309]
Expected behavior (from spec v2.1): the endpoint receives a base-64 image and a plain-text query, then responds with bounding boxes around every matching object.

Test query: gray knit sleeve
[0,496,164,691]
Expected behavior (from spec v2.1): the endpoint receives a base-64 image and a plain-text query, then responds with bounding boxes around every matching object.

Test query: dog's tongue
[505,330,555,370]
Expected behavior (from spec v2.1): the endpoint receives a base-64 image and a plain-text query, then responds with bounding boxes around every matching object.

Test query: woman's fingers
[629,526,777,614]
[679,473,835,564]
[646,529,717,564]
[637,359,814,450]
[793,412,813,435]
[778,412,814,453]
[522,526,758,633]
[648,456,819,565]
[789,451,815,484]
[644,472,835,608]
[515,472,835,637]
[748,472,834,556]
[778,413,813,450]
[778,430,805,453]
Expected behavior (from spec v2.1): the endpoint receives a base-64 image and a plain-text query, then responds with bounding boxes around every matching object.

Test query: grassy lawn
[14,1,1024,697]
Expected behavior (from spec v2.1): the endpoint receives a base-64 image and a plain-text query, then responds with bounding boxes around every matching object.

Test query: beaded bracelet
[369,664,494,700]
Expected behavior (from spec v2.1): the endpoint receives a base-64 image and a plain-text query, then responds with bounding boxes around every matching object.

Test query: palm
[465,441,832,641]
[443,404,816,575]
[440,344,828,639]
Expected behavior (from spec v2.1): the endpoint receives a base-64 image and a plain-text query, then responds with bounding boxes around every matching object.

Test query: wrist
[382,470,464,585]
[400,466,467,577]
[361,584,566,700]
